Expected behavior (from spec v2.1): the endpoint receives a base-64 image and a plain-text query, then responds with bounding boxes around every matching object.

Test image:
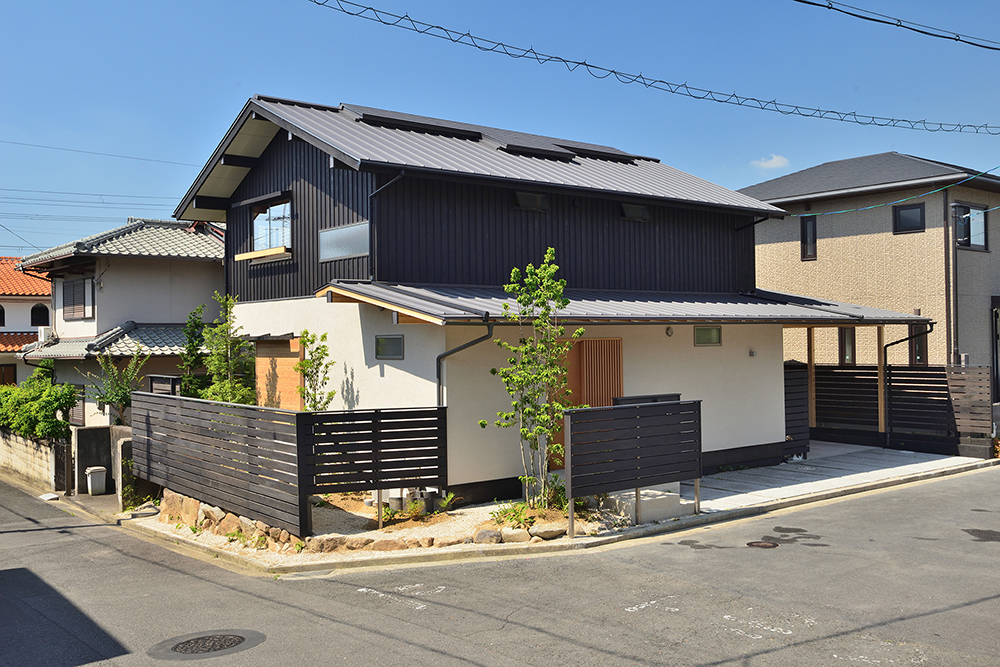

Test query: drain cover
[747,541,779,549]
[172,635,245,654]
[148,630,265,661]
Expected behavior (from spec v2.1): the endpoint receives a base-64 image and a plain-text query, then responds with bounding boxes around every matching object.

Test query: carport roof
[315,281,930,327]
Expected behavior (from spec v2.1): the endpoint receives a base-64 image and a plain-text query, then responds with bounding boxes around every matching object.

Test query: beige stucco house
[743,152,1000,388]
[17,218,224,425]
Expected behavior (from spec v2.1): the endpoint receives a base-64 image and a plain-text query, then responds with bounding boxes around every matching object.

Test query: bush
[0,362,76,441]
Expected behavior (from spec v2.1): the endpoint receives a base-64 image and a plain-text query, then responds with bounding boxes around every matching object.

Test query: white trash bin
[85,466,107,496]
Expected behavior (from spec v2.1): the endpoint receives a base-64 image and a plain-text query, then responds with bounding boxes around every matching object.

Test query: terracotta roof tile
[0,257,50,296]
[0,332,38,352]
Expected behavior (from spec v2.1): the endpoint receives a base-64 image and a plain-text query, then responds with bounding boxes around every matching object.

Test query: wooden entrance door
[552,338,623,468]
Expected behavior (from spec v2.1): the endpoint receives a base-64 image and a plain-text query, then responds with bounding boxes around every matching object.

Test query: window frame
[375,334,405,360]
[68,384,85,426]
[62,278,93,321]
[909,323,928,366]
[251,196,292,253]
[800,215,817,261]
[514,191,549,212]
[319,220,371,262]
[30,303,49,327]
[693,326,722,347]
[893,203,925,235]
[953,202,988,251]
[838,327,856,366]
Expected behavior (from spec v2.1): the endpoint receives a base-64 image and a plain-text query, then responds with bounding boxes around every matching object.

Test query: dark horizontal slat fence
[565,401,701,499]
[131,392,447,537]
[783,362,809,457]
[815,365,879,431]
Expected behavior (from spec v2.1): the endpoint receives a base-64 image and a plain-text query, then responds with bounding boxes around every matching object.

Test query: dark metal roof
[739,152,1000,204]
[175,95,784,221]
[316,281,929,326]
[18,218,224,271]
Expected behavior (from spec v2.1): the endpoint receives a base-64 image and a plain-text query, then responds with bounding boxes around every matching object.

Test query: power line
[0,139,200,167]
[0,187,177,200]
[306,0,1000,135]
[0,212,130,223]
[791,0,1000,52]
[0,196,174,211]
[0,222,42,250]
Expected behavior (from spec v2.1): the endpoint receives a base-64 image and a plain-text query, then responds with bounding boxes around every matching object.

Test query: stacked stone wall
[0,428,54,489]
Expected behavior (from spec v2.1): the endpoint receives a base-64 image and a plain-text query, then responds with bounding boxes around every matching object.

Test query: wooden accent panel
[566,401,702,498]
[947,366,992,433]
[256,339,303,410]
[578,339,623,407]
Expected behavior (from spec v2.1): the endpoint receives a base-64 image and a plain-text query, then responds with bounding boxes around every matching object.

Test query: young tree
[480,247,584,508]
[201,291,256,405]
[293,329,337,411]
[79,349,151,426]
[178,303,206,398]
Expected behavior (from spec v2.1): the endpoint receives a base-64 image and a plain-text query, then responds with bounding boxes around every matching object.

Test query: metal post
[566,414,574,539]
[634,488,641,525]
[377,488,383,530]
[694,478,701,515]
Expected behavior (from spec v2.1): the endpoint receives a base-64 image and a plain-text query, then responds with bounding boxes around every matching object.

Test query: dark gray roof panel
[177,95,784,218]
[325,281,928,326]
[739,152,1000,203]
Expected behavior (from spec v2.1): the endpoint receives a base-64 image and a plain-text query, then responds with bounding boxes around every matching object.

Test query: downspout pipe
[436,320,494,407]
[881,321,936,448]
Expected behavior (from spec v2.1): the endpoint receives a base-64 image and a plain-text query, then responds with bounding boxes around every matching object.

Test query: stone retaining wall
[0,428,55,490]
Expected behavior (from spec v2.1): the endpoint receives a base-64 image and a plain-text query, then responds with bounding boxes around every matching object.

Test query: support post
[877,325,886,434]
[565,414,574,538]
[807,327,816,428]
[694,478,701,515]
[635,488,641,525]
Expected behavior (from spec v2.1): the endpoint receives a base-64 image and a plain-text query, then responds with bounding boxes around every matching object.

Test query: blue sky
[2,0,998,253]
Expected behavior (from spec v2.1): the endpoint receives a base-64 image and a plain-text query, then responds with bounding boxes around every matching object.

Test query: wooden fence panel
[565,401,701,498]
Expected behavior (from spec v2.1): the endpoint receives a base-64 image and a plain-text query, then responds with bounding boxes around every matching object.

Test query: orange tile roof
[0,332,38,352]
[0,257,49,297]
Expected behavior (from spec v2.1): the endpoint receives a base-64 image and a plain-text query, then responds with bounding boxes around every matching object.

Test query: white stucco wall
[0,299,49,331]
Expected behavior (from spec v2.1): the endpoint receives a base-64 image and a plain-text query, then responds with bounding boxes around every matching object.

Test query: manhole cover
[172,635,245,654]
[148,630,265,661]
[747,541,779,549]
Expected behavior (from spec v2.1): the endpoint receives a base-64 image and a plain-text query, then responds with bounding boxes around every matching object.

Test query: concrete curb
[10,456,999,575]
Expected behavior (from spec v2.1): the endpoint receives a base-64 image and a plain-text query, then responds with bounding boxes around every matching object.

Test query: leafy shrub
[0,362,76,441]
[490,501,533,528]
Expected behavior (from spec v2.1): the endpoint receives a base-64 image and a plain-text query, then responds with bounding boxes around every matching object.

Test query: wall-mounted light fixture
[749,349,757,357]
[665,326,674,337]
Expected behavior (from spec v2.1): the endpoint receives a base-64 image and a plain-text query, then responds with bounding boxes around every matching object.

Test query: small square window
[801,215,817,260]
[893,203,925,234]
[375,335,404,360]
[253,199,291,251]
[514,191,548,212]
[694,326,722,346]
[954,204,987,249]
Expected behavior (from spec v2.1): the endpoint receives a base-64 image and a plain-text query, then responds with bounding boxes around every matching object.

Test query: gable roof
[175,95,783,221]
[316,280,928,327]
[18,218,225,272]
[0,257,49,297]
[20,322,189,360]
[739,152,1000,205]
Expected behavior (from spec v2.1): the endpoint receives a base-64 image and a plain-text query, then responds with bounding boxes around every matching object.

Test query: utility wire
[0,139,200,167]
[0,187,176,200]
[306,0,1000,134]
[0,222,41,250]
[791,0,1000,52]
[0,196,174,211]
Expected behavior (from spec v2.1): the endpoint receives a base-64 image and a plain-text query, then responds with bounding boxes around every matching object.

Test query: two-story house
[172,96,925,500]
[743,152,1000,388]
[0,257,50,384]
[18,218,224,425]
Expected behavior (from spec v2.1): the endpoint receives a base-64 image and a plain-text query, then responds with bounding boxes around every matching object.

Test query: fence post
[374,410,383,530]
[566,412,573,539]
[295,412,313,538]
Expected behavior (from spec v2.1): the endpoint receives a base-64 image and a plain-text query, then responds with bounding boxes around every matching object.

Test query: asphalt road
[2,466,999,666]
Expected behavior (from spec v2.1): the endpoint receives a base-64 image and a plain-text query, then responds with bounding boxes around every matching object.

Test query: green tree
[0,360,77,441]
[178,303,207,398]
[79,349,151,425]
[293,329,337,411]
[201,291,256,405]
[480,247,584,508]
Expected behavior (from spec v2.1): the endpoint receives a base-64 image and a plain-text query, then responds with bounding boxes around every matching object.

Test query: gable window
[30,304,49,327]
[694,326,722,346]
[893,203,925,234]
[375,335,404,360]
[954,204,987,250]
[801,215,817,260]
[252,199,291,252]
[838,327,856,365]
[63,278,93,320]
[319,222,370,262]
[909,324,928,366]
[514,191,549,212]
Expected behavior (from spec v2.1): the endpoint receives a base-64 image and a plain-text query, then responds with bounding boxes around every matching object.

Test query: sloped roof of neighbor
[0,257,50,296]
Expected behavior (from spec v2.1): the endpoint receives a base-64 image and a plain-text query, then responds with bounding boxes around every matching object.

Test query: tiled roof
[739,152,1000,203]
[0,332,38,352]
[20,322,190,360]
[0,257,50,296]
[18,219,224,270]
[176,95,784,221]
[319,281,930,327]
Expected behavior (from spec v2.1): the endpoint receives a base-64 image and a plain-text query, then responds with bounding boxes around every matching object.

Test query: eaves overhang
[761,173,1000,206]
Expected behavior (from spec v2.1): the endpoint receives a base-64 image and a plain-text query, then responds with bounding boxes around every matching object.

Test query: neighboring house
[172,95,924,500]
[743,152,1000,382]
[0,257,51,385]
[17,218,224,425]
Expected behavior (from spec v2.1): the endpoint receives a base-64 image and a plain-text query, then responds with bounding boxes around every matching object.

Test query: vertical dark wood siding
[228,135,756,301]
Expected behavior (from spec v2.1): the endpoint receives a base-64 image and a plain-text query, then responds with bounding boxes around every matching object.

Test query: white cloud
[751,154,789,169]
